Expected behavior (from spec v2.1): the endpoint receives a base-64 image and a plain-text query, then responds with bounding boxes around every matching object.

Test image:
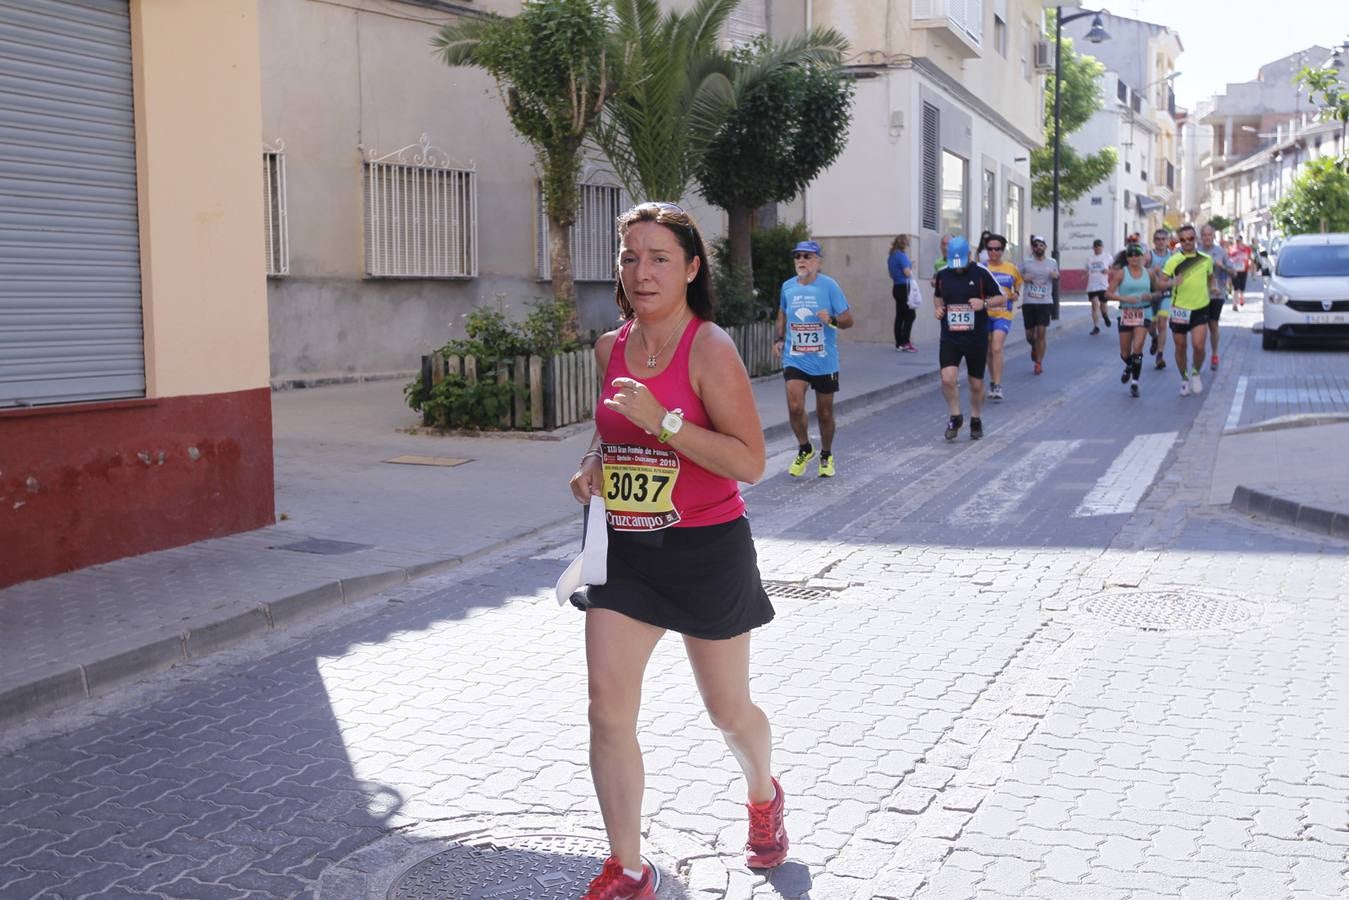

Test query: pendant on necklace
[646,354,658,368]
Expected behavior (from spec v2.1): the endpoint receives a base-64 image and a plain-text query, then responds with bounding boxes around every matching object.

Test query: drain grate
[387,833,643,899]
[762,581,840,601]
[1080,590,1254,631]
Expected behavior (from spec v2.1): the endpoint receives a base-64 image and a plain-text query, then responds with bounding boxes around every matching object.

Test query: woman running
[569,201,785,899]
[1105,242,1163,397]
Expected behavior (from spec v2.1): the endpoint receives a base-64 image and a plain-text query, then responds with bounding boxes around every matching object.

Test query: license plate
[1305,313,1348,325]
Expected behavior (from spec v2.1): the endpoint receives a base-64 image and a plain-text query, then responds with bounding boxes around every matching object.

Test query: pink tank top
[595,317,745,530]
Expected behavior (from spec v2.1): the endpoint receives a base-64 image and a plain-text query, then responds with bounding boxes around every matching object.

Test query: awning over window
[1136,194,1165,215]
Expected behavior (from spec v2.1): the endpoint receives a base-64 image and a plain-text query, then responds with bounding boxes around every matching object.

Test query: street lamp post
[1050,6,1109,319]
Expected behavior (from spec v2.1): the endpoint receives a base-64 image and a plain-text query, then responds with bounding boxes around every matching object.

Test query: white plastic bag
[553,500,608,606]
[907,279,924,310]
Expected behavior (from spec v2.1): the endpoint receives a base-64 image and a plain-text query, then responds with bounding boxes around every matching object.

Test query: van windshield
[1277,244,1349,277]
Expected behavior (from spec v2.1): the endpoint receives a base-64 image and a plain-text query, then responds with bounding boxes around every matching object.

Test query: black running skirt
[573,516,775,640]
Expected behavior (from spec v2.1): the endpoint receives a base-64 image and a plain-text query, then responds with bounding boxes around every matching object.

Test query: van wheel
[1261,330,1279,350]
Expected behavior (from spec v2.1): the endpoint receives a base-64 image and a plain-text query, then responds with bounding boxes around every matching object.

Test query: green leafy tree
[696,34,853,298]
[1295,65,1349,164]
[433,0,612,314]
[1206,214,1233,234]
[1030,14,1117,210]
[1271,157,1349,235]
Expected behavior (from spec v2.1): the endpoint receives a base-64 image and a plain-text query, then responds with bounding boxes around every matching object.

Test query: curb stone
[1229,484,1349,539]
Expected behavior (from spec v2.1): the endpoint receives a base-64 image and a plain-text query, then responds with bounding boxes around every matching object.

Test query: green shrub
[710,221,810,326]
[406,299,583,429]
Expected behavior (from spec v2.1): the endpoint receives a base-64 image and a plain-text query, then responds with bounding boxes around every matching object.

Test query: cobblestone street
[2,324,1347,899]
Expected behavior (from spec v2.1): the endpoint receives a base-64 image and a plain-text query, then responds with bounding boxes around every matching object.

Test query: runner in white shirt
[1085,238,1112,335]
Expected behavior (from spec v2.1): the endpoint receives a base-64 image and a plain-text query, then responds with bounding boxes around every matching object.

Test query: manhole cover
[387,833,651,899]
[762,581,838,601]
[272,538,372,555]
[1081,590,1254,631]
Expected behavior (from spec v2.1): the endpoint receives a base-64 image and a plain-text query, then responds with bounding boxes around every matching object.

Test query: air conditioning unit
[1033,40,1054,72]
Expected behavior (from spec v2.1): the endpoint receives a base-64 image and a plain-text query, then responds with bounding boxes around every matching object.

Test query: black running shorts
[1169,305,1210,334]
[783,367,840,394]
[1207,296,1225,321]
[939,342,987,380]
[1022,304,1053,329]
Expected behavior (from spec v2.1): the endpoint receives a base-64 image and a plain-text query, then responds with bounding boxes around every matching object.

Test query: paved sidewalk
[1,331,942,728]
[3,303,1343,730]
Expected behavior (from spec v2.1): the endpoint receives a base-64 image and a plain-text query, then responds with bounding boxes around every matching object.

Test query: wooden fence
[421,320,781,431]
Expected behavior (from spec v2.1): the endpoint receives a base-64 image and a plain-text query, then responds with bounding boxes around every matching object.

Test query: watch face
[662,413,681,431]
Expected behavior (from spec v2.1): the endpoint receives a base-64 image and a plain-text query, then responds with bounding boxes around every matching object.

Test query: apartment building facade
[782,0,1050,344]
[1029,11,1180,285]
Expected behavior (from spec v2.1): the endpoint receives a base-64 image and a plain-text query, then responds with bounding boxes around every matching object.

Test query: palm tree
[593,0,738,203]
[596,0,852,206]
[433,0,612,314]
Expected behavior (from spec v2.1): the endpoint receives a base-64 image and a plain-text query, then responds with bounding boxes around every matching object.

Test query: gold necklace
[638,311,689,368]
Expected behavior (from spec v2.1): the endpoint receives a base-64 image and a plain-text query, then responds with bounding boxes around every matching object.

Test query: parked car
[1261,233,1349,350]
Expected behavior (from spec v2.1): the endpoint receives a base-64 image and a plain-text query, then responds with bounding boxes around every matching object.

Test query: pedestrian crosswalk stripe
[946,439,1082,525]
[1072,431,1178,517]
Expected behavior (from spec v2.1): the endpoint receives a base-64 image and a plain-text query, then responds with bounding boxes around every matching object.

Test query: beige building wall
[260,0,621,383]
[792,0,1048,344]
[132,0,270,398]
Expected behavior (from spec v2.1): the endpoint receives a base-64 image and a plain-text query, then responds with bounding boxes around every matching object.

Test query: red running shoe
[582,857,658,899]
[1034,361,1043,375]
[745,777,789,869]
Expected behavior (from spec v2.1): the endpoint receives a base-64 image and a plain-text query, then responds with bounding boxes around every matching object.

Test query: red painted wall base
[0,387,275,589]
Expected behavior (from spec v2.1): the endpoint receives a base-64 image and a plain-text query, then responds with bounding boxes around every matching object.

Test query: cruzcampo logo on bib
[602,443,681,531]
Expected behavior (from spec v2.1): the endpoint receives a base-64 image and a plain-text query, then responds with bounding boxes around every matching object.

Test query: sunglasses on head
[793,252,816,260]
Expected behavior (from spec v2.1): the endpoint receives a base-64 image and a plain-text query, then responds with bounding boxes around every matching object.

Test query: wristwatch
[657,409,684,443]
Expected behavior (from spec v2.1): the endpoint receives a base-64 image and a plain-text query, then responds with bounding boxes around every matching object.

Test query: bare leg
[969,376,985,417]
[1208,317,1220,358]
[683,632,774,804]
[784,380,810,446]
[1032,326,1048,364]
[988,329,1007,384]
[940,366,961,415]
[1090,297,1102,326]
[1193,325,1209,369]
[586,609,665,871]
[816,393,837,453]
[1172,327,1189,376]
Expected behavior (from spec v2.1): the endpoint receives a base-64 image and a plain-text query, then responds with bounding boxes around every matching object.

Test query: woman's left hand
[603,377,664,436]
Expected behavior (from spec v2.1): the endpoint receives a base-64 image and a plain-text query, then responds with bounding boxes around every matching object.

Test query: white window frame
[363,135,477,279]
[263,141,289,277]
[536,179,629,282]
[940,150,969,239]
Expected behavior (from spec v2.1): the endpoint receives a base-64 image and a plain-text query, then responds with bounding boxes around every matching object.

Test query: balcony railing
[912,0,983,56]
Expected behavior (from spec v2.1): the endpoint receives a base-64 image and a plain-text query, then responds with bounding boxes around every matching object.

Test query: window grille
[921,103,940,231]
[263,142,289,276]
[1117,79,1128,103]
[536,181,628,282]
[363,135,477,278]
[982,169,997,232]
[1005,183,1023,258]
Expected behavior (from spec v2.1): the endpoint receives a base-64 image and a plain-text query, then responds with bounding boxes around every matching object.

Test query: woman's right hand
[569,454,604,504]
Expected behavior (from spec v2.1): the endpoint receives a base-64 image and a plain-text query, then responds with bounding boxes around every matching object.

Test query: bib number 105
[607,470,670,504]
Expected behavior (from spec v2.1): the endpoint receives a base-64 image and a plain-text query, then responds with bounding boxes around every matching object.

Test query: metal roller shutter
[0,0,144,409]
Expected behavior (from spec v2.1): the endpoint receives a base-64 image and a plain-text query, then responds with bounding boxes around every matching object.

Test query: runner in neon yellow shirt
[1159,224,1216,397]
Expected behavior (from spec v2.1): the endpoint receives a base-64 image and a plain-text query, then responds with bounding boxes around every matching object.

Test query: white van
[1261,233,1349,350]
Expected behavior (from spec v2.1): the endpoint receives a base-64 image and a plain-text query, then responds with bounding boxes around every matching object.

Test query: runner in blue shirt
[774,240,855,478]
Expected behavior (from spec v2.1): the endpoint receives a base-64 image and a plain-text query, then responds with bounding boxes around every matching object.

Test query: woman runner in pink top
[568,202,785,899]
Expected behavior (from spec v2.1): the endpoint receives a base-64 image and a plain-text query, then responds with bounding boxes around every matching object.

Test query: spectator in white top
[1085,238,1111,335]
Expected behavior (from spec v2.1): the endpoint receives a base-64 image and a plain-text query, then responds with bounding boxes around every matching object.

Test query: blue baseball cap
[791,240,822,257]
[948,236,971,267]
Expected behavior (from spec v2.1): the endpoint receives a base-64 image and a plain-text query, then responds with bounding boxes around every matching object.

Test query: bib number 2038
[602,443,682,531]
